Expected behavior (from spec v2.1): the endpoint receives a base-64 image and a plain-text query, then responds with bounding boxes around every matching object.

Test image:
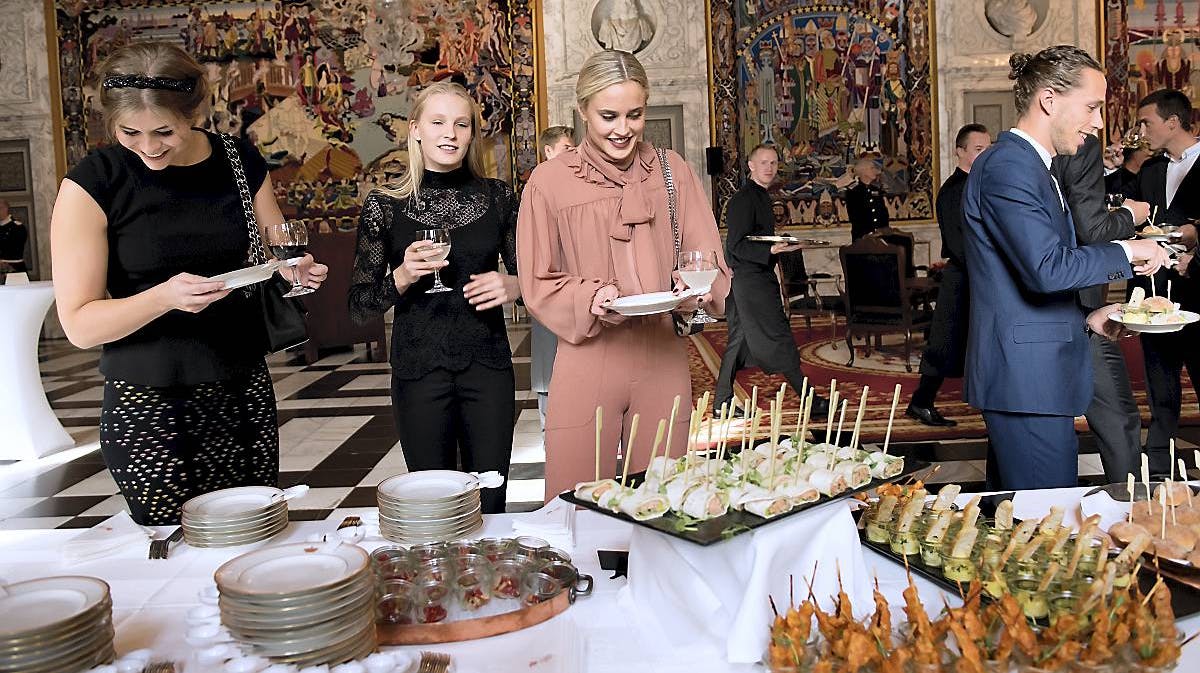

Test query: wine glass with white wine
[416,228,453,294]
[677,250,719,324]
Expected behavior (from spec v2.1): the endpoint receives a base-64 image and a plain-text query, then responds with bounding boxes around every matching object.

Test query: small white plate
[605,291,693,316]
[745,235,831,246]
[183,486,283,518]
[215,542,368,596]
[1108,310,1200,333]
[209,261,282,291]
[0,576,110,637]
[377,470,480,502]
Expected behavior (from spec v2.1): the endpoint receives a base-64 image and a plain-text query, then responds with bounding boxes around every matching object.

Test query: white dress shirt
[1165,139,1200,208]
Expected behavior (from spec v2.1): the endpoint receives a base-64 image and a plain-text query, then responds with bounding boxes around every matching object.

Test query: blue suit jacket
[961,131,1132,416]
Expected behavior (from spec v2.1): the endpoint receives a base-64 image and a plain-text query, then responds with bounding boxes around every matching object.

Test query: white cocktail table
[0,281,74,459]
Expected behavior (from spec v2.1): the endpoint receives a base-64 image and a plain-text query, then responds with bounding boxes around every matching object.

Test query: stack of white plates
[182,486,293,548]
[376,471,484,543]
[0,576,115,673]
[216,542,376,666]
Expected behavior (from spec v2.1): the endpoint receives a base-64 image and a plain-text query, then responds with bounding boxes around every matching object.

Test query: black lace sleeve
[493,179,518,275]
[348,192,401,325]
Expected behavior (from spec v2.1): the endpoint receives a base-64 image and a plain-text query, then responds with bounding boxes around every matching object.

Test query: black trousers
[1083,331,1142,483]
[391,362,514,513]
[912,265,968,408]
[715,292,808,409]
[1141,324,1200,474]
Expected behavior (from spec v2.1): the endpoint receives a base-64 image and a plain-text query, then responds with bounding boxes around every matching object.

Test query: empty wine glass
[265,221,314,298]
[416,228,452,294]
[677,250,719,325]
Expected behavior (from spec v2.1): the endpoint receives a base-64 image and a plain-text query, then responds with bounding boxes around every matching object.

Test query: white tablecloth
[0,281,74,459]
[1,487,1198,672]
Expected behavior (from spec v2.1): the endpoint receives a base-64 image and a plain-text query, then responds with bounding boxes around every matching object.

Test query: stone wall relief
[591,0,655,54]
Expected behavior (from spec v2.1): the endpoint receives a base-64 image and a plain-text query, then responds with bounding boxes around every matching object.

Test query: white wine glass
[265,221,314,298]
[417,228,453,294]
[677,250,719,325]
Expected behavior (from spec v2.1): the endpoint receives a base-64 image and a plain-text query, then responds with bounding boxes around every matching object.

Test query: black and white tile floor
[3,320,1199,529]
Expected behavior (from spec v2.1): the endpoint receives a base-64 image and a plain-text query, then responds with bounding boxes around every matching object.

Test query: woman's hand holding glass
[288,254,328,290]
[392,239,450,292]
[464,272,520,311]
[676,250,719,324]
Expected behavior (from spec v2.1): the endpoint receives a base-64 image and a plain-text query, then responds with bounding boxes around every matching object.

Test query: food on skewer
[1121,286,1185,324]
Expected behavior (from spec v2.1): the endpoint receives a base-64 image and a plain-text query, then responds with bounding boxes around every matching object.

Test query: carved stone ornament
[591,0,656,54]
[984,0,1041,40]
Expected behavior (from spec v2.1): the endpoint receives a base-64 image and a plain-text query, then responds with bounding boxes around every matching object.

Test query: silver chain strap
[654,148,680,265]
[218,133,268,267]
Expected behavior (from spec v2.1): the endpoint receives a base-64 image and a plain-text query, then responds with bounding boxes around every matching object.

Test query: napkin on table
[61,511,155,564]
[512,498,576,551]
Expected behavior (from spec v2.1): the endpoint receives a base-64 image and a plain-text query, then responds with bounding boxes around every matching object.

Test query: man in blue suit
[962,46,1172,490]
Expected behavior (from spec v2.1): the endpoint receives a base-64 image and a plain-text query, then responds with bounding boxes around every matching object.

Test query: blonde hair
[377,81,488,201]
[96,42,209,138]
[574,50,650,110]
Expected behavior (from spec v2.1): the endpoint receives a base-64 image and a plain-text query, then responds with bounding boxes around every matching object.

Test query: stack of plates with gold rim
[182,485,302,548]
[0,576,114,673]
[376,470,485,544]
[215,541,376,667]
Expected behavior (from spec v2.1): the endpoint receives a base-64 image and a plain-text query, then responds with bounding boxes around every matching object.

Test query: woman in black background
[51,42,327,525]
[349,81,519,513]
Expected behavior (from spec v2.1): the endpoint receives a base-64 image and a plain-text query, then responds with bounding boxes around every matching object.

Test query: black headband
[102,75,196,93]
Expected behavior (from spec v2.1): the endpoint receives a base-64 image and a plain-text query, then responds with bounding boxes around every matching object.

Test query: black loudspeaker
[705,146,724,175]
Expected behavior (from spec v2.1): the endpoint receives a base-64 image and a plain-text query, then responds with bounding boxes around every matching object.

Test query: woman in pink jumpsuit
[517,50,731,500]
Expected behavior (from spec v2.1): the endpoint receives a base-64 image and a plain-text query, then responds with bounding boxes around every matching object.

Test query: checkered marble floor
[4,319,1200,530]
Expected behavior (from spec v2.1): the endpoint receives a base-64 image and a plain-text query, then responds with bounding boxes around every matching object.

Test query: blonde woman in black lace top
[349,82,519,512]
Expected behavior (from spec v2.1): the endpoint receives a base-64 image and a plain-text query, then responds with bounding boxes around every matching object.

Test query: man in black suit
[1052,133,1152,482]
[715,144,830,417]
[1129,89,1200,475]
[1105,144,1152,198]
[845,157,889,240]
[906,124,991,427]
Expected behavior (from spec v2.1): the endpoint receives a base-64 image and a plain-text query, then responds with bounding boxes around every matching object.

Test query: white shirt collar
[1168,140,1200,163]
[0,217,11,226]
[1008,128,1053,170]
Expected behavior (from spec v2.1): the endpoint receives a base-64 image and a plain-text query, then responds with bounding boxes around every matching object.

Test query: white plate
[1108,310,1200,333]
[216,542,368,596]
[208,261,282,291]
[183,486,283,518]
[0,576,110,637]
[604,291,688,317]
[377,470,480,502]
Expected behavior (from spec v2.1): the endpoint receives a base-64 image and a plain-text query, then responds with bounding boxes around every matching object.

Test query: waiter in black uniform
[906,124,991,426]
[845,157,889,240]
[715,144,830,417]
[0,199,27,276]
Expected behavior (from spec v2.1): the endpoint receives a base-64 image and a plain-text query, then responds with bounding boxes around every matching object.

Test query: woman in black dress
[50,42,328,525]
[349,82,519,513]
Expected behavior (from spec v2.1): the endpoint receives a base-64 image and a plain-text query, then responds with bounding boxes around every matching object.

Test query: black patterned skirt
[98,360,279,525]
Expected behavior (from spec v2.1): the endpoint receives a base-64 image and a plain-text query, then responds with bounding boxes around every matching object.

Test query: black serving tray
[858,515,1200,620]
[558,458,933,546]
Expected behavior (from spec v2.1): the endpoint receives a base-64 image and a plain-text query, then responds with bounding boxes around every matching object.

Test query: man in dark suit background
[1105,144,1152,198]
[715,144,830,417]
[962,45,1170,490]
[906,123,990,427]
[845,157,889,240]
[1128,89,1200,475]
[1052,134,1151,483]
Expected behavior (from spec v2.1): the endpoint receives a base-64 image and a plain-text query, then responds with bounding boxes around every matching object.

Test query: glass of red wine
[265,221,315,297]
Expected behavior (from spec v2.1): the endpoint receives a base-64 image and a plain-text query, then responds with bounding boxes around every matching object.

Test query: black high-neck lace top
[349,166,518,379]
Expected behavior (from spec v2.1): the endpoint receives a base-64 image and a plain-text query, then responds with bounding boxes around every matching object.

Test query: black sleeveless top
[348,167,517,379]
[65,130,269,387]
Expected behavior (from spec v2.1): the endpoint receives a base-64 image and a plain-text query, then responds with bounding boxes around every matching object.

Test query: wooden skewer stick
[684,407,700,481]
[1160,485,1168,540]
[1181,459,1194,510]
[834,399,849,447]
[795,392,814,486]
[850,385,870,450]
[711,403,728,477]
[1171,438,1177,483]
[768,401,780,487]
[661,395,681,463]
[620,414,640,488]
[739,398,752,486]
[882,383,902,455]
[1142,453,1151,504]
[1127,473,1136,523]
[594,406,603,482]
[794,376,809,436]
[1170,479,1177,525]
[825,379,839,443]
[646,419,666,485]
[1194,449,1200,473]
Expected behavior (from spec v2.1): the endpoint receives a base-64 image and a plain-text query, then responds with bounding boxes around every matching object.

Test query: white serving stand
[0,281,75,459]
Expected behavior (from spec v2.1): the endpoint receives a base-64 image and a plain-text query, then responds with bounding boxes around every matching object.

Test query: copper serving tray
[375,589,571,645]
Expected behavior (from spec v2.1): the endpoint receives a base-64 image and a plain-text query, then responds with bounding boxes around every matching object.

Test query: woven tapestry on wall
[1102,0,1200,143]
[708,0,935,229]
[53,0,539,230]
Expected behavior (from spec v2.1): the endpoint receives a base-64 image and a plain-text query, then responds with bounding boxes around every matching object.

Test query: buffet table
[0,281,74,460]
[1,487,1198,673]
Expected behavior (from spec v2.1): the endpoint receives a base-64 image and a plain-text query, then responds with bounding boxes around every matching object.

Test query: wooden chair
[838,236,933,372]
[301,230,387,364]
[778,251,840,345]
[867,227,937,300]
